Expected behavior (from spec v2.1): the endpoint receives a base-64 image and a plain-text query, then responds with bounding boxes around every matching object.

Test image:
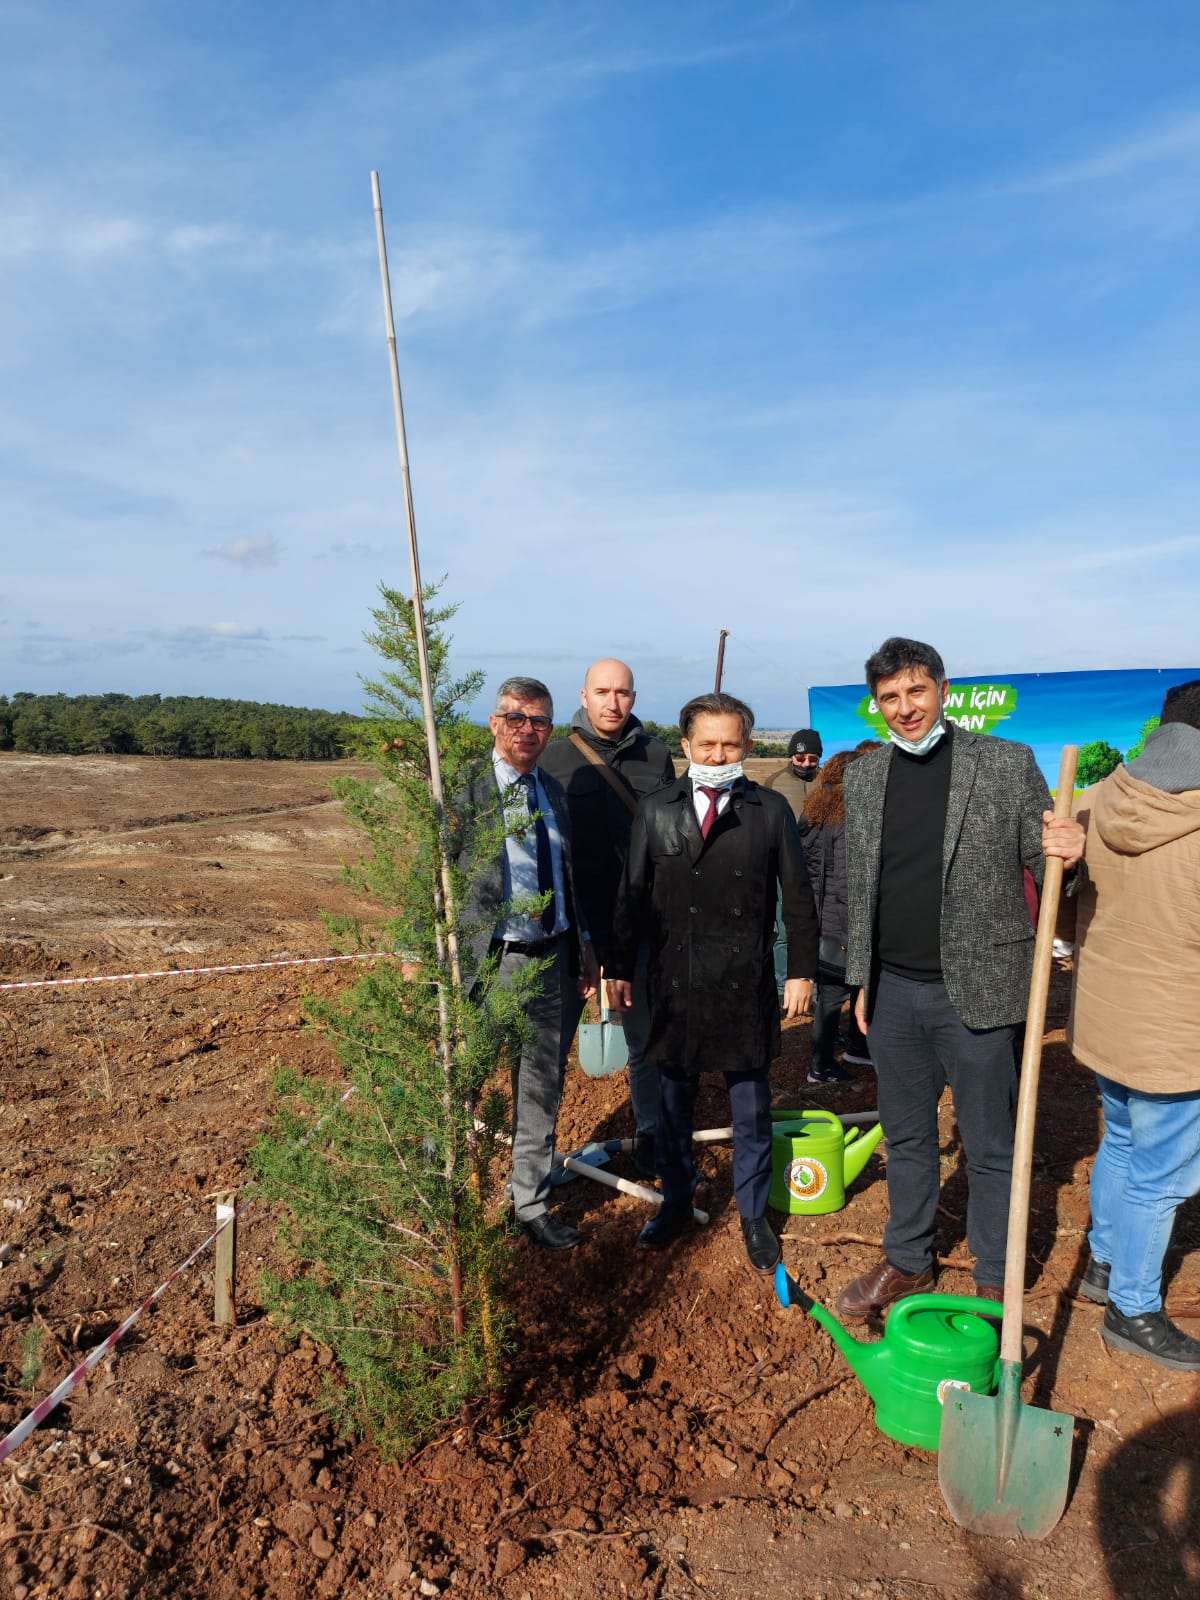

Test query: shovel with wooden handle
[577,972,630,1077]
[938,745,1079,1539]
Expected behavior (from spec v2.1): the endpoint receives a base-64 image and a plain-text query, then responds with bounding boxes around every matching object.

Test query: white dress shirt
[493,751,570,942]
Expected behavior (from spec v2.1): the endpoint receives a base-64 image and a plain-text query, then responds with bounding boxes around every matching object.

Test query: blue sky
[3,1,1199,729]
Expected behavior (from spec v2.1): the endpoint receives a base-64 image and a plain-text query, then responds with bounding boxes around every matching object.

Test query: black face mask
[791,760,820,778]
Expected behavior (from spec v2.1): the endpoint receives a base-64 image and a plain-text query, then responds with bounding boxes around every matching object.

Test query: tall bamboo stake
[371,171,495,1367]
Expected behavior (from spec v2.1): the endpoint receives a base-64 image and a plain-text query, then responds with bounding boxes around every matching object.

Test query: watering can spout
[773,1265,886,1396]
[841,1121,884,1186]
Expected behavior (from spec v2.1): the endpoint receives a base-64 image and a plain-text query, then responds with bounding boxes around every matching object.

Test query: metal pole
[714,629,728,692]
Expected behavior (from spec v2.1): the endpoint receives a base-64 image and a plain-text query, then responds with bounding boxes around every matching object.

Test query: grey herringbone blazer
[844,727,1051,1029]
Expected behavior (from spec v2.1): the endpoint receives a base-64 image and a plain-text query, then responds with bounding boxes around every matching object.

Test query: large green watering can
[775,1266,999,1451]
[768,1108,883,1214]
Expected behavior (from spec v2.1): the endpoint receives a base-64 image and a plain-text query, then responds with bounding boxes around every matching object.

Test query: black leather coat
[609,776,818,1076]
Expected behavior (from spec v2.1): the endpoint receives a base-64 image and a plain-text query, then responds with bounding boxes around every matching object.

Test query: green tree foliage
[251,585,529,1457]
[1125,715,1160,762]
[0,693,358,758]
[1076,739,1125,788]
[640,719,682,755]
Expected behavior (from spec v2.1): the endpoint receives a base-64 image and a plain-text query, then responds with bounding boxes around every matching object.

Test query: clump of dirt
[1,753,1198,1599]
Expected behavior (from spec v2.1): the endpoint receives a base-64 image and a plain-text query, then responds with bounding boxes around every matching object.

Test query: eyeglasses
[501,712,552,731]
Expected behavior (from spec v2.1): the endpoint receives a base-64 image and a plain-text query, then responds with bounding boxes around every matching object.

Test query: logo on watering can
[936,1377,972,1406]
[785,1158,829,1203]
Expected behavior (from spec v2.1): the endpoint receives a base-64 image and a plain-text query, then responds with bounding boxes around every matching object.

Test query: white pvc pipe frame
[555,1111,879,1224]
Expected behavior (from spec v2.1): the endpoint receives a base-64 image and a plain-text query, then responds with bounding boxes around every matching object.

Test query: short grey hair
[494,676,554,718]
[679,691,754,743]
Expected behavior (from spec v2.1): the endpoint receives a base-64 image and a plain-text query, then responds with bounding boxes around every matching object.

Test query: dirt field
[1,752,1197,1599]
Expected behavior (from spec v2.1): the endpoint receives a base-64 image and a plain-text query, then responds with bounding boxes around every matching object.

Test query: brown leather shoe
[835,1257,935,1320]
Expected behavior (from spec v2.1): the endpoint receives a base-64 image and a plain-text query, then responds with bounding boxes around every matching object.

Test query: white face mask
[889,721,946,757]
[688,760,744,788]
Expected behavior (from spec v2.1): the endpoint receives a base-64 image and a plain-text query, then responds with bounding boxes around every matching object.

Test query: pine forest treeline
[0,693,360,760]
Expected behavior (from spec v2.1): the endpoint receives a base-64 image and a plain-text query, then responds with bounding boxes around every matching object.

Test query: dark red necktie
[698,785,723,839]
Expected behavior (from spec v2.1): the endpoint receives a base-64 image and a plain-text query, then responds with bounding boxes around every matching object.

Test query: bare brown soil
[1,752,1198,1600]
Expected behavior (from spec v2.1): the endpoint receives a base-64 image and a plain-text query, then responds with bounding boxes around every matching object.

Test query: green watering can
[768,1108,884,1214]
[775,1266,999,1451]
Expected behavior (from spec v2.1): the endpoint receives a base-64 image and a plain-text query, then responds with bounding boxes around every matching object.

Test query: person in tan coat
[1064,677,1200,1369]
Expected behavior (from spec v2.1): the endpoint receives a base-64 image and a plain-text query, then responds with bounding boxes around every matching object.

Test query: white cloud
[202,536,280,568]
[0,203,149,263]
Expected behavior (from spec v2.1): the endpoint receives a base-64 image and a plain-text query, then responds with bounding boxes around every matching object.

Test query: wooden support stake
[214,1196,237,1326]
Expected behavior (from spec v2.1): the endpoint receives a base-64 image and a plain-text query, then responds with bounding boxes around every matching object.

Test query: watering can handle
[887,1293,999,1331]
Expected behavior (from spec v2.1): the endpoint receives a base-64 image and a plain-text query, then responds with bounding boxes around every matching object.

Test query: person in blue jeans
[1063,677,1200,1369]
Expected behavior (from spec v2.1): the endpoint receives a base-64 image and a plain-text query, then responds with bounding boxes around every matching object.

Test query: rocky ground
[0,752,1197,1599]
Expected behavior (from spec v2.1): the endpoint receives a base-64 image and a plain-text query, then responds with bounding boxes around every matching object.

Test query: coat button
[675,943,683,952]
[672,979,680,988]
[689,906,698,914]
[734,868,742,877]
[732,945,740,953]
[733,908,742,917]
[731,981,739,989]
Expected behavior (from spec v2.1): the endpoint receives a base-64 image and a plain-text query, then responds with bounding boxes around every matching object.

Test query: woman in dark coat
[801,747,877,1084]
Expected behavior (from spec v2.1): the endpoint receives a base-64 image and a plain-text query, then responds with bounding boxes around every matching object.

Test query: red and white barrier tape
[0,951,392,993]
[0,1086,356,1466]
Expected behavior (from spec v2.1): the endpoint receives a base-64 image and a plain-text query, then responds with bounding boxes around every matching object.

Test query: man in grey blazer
[836,637,1083,1318]
[455,676,598,1252]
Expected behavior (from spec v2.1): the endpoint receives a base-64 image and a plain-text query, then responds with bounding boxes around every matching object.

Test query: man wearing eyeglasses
[458,677,599,1251]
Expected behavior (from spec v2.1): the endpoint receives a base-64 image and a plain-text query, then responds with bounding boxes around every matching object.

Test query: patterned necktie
[521,774,557,933]
[698,785,723,840]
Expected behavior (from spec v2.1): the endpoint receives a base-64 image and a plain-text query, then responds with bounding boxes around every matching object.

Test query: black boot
[1101,1306,1200,1370]
[1079,1256,1110,1304]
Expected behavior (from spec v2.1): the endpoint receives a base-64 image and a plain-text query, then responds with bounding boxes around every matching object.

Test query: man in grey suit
[836,637,1083,1318]
[455,676,599,1252]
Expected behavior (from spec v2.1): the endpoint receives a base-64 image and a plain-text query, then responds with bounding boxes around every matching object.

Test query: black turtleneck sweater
[876,725,954,980]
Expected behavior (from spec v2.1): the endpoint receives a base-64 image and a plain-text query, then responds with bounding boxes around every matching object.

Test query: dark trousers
[812,971,868,1069]
[657,1065,772,1219]
[870,970,1016,1286]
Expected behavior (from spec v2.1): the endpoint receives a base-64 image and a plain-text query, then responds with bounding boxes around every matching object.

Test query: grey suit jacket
[844,727,1050,1029]
[452,762,587,979]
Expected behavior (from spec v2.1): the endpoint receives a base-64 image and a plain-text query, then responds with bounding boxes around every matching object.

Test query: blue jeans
[1089,1074,1200,1316]
[870,971,1016,1287]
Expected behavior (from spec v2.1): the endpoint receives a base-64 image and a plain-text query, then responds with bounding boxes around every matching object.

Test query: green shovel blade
[577,1012,629,1077]
[938,1362,1072,1540]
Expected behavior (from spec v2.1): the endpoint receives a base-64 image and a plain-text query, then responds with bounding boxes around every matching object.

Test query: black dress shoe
[1079,1256,1110,1304]
[638,1202,691,1250]
[1101,1305,1200,1370]
[520,1213,581,1252]
[741,1216,782,1273]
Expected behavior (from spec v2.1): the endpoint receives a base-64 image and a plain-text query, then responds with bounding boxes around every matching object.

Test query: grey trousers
[870,970,1017,1287]
[493,937,579,1222]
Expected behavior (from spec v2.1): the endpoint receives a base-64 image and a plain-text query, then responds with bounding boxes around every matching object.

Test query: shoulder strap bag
[569,733,639,818]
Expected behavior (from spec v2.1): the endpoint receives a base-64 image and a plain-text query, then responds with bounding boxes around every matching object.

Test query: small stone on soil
[493,1539,525,1579]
